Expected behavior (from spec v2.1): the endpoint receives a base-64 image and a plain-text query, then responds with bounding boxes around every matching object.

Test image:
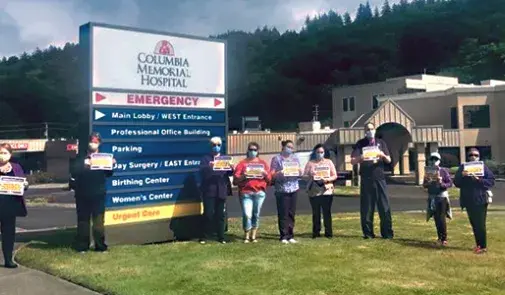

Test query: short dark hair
[248,142,260,150]
[312,143,325,152]
[89,132,102,142]
[281,139,293,147]
[0,143,13,154]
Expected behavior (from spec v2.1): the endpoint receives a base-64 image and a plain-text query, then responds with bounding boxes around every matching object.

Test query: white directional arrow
[94,110,106,120]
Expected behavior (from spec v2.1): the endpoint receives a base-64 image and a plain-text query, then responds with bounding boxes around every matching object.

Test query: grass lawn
[16,210,505,295]
[334,186,460,199]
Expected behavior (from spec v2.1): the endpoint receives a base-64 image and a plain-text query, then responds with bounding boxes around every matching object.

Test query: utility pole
[312,104,319,121]
[44,122,48,139]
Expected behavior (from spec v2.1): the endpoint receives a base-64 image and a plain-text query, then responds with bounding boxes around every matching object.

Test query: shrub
[25,172,67,184]
[449,166,459,174]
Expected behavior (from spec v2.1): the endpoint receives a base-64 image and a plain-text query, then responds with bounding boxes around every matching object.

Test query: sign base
[104,215,203,245]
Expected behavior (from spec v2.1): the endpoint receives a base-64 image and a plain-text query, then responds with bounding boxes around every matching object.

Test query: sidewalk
[0,244,100,295]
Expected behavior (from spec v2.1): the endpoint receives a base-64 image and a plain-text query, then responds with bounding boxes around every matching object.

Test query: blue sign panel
[106,172,200,191]
[93,108,226,124]
[93,125,226,140]
[105,189,183,208]
[114,157,201,173]
[100,141,226,158]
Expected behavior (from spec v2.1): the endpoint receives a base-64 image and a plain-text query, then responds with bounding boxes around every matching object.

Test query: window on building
[463,105,490,128]
[342,97,355,112]
[343,121,351,127]
[465,146,492,161]
[450,107,458,129]
[372,94,384,110]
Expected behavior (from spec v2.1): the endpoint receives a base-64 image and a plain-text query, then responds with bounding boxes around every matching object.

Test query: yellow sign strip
[104,202,203,226]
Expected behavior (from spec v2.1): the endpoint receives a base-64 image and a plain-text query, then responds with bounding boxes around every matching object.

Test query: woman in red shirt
[233,142,271,243]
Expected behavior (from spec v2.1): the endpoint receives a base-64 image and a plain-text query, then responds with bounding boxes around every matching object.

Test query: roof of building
[350,99,415,128]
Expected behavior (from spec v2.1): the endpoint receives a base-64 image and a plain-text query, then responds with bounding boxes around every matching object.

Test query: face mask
[248,151,258,158]
[283,147,293,154]
[316,152,324,160]
[88,143,99,151]
[365,130,376,139]
[212,145,221,153]
[0,154,11,163]
[432,160,440,166]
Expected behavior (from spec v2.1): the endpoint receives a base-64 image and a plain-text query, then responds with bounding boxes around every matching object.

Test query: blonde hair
[210,137,222,145]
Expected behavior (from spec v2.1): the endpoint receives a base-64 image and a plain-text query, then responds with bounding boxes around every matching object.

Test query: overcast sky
[0,0,398,58]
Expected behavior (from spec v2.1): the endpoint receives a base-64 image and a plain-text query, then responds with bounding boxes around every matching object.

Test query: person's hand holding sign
[209,161,214,168]
[84,158,91,168]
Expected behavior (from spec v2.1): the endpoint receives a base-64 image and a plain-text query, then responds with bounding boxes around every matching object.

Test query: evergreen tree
[381,0,392,15]
[343,12,352,25]
[374,6,381,18]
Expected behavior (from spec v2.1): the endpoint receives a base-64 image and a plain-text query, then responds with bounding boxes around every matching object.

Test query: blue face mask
[248,150,258,158]
[283,147,293,154]
[316,152,324,160]
[212,145,221,153]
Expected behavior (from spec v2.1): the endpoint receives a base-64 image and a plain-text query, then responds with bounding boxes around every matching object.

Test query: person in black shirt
[71,132,115,252]
[351,122,394,239]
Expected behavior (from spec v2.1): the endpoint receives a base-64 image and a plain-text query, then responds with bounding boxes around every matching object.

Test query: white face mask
[88,143,99,151]
[0,154,11,163]
[365,130,376,139]
[433,160,440,166]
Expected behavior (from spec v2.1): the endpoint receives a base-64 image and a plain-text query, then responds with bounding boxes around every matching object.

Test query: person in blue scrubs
[454,148,495,254]
[351,122,394,239]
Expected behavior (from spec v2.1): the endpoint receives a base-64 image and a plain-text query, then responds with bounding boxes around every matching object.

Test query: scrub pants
[75,195,107,252]
[466,204,488,249]
[360,178,394,238]
[0,215,16,263]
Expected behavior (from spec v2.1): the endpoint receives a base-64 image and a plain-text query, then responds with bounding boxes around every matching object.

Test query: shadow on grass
[392,238,468,252]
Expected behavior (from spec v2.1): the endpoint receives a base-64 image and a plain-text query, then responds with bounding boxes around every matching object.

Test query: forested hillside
[1,0,504,138]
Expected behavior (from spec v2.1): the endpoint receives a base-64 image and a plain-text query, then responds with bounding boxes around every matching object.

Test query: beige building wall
[391,93,457,128]
[332,79,404,128]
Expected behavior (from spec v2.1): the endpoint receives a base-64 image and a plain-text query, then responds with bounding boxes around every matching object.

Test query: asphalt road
[15,182,505,231]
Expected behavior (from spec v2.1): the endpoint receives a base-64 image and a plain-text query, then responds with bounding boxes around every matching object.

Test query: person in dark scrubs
[454,148,495,254]
[71,133,115,252]
[199,136,234,244]
[423,152,453,246]
[0,143,28,268]
[351,122,394,239]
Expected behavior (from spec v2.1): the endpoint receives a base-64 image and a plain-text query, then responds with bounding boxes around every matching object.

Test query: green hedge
[25,172,68,184]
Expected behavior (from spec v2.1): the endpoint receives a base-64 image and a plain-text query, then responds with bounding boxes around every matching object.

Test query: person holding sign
[0,143,28,268]
[199,137,234,244]
[303,144,337,239]
[422,152,453,246]
[270,140,302,244]
[233,142,271,243]
[71,133,115,253]
[454,148,495,254]
[351,122,394,239]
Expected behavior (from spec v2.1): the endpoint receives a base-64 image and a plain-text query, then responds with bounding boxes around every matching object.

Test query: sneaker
[441,241,448,246]
[244,239,250,244]
[288,239,297,244]
[251,239,258,243]
[199,240,206,245]
[219,240,227,244]
[312,233,321,239]
[281,239,289,244]
[474,246,487,254]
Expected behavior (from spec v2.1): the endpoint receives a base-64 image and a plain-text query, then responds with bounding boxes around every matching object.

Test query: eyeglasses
[212,144,221,147]
[468,154,479,157]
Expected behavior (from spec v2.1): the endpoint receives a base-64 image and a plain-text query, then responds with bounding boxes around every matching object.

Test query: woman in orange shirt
[233,142,271,243]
